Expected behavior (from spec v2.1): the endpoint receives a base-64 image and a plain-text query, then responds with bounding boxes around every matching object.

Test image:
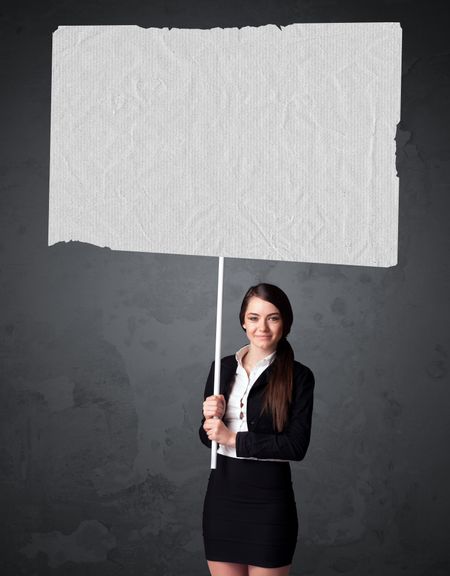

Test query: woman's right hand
[203,394,226,419]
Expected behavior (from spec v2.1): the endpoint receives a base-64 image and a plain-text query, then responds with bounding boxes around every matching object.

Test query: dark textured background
[1,1,449,575]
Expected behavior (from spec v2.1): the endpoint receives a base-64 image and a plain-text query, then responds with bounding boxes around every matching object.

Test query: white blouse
[217,344,276,459]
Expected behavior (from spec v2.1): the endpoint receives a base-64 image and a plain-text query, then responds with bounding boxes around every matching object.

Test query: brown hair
[239,283,294,432]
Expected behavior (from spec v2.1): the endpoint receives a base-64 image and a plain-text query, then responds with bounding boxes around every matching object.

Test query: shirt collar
[235,344,276,368]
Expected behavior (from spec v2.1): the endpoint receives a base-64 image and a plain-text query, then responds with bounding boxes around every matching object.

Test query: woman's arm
[235,366,315,461]
[199,361,214,448]
[198,362,214,448]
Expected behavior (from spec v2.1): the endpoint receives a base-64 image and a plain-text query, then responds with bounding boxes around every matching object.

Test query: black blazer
[199,355,315,461]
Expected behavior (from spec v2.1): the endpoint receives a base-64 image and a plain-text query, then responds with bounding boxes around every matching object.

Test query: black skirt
[202,453,298,568]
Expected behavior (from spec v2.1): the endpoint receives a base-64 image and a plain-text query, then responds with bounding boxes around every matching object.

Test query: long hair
[239,283,294,432]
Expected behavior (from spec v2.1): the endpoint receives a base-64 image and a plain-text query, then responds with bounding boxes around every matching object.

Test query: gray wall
[1,1,449,575]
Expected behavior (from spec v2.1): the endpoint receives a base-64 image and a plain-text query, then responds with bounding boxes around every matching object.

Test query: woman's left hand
[203,418,236,447]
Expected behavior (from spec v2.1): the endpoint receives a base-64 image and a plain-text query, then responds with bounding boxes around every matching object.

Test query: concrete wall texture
[1,1,449,575]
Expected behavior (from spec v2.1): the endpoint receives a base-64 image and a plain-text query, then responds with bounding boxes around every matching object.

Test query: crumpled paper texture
[49,23,402,266]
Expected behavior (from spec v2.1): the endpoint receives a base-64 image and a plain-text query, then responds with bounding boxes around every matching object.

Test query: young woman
[199,283,315,576]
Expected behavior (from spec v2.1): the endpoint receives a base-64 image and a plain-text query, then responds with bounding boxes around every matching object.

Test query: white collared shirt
[217,344,276,459]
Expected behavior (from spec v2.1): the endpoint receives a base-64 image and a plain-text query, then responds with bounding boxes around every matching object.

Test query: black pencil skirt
[202,453,298,568]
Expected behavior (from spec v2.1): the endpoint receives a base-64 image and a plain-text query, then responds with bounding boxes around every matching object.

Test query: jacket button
[250,420,255,425]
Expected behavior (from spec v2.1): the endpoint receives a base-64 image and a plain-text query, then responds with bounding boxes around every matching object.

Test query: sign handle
[211,256,224,469]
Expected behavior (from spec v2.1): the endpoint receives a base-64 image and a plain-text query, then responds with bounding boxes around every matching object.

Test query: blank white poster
[49,23,402,266]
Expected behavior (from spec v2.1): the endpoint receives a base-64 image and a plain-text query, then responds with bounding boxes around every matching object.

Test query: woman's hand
[203,394,226,419]
[203,418,236,447]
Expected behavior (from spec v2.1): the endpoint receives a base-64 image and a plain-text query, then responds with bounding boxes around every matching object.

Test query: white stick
[211,256,224,469]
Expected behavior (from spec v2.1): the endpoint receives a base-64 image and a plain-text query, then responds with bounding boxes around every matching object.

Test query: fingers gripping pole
[211,256,224,470]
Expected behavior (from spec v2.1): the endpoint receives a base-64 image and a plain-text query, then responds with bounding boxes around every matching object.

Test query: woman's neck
[243,345,275,372]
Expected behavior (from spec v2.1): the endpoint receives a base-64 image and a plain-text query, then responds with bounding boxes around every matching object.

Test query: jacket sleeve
[235,365,315,461]
[199,361,214,449]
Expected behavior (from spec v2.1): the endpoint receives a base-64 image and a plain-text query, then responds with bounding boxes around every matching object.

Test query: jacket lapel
[220,357,238,400]
[250,363,272,394]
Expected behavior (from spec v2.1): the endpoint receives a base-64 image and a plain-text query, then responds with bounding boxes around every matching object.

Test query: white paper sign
[49,23,402,266]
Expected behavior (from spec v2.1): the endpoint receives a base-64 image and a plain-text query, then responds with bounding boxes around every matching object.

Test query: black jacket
[199,355,315,461]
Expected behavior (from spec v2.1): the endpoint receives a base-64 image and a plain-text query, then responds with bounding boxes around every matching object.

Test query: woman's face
[242,296,284,355]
